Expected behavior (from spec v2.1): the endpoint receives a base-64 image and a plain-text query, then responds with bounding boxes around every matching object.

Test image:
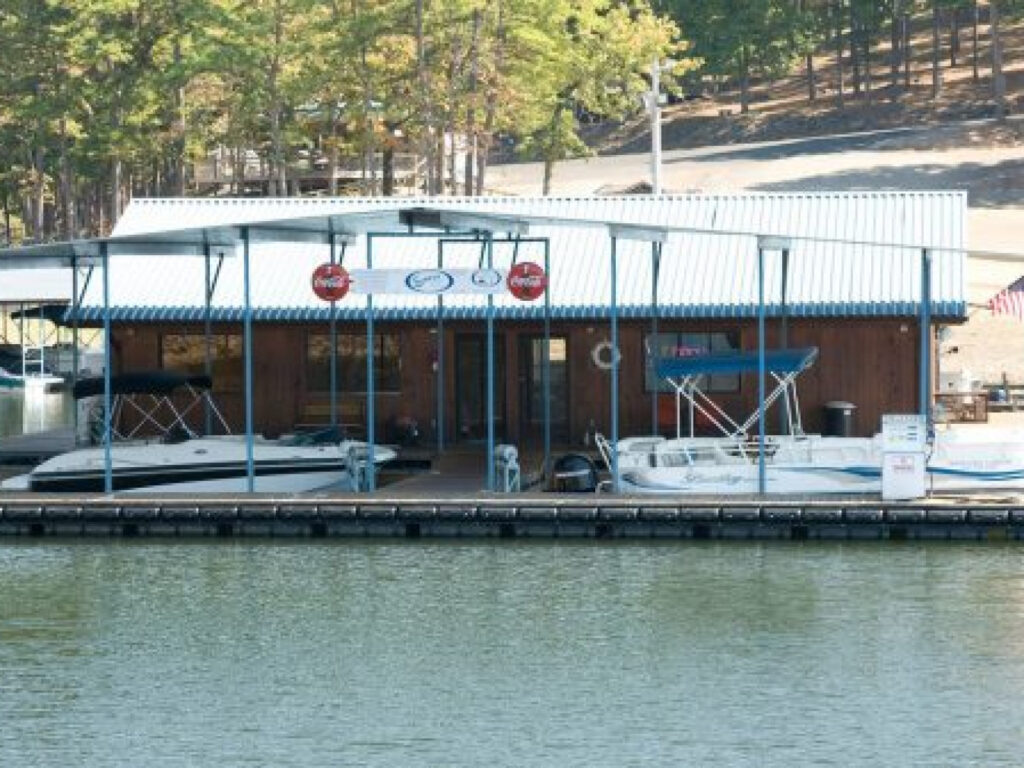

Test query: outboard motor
[549,453,599,493]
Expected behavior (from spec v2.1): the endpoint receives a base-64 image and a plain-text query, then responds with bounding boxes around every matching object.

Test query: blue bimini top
[655,347,819,378]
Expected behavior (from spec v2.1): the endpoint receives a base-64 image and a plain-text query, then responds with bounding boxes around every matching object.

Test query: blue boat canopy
[655,347,819,378]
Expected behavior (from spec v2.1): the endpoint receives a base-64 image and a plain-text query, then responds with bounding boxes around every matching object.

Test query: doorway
[519,335,569,445]
[454,334,506,442]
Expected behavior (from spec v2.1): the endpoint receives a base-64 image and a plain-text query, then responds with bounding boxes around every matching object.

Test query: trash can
[549,453,598,492]
[823,401,857,437]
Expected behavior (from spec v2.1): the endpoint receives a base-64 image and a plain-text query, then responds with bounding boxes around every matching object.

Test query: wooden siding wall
[112,317,923,444]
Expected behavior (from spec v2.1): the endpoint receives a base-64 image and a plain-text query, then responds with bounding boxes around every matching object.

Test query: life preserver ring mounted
[591,340,621,370]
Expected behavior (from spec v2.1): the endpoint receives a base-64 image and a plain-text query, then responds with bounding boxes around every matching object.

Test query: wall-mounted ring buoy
[591,340,621,370]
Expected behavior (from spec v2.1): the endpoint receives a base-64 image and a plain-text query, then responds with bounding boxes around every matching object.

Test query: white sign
[346,268,506,295]
[881,414,927,452]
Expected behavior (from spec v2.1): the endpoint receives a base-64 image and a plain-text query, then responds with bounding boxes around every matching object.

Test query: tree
[517,0,685,193]
[663,0,802,113]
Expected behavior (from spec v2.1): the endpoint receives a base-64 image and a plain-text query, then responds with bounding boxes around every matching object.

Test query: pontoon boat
[596,347,1024,496]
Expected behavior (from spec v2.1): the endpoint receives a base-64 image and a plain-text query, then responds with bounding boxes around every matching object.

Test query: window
[160,334,243,391]
[645,331,740,393]
[306,333,401,393]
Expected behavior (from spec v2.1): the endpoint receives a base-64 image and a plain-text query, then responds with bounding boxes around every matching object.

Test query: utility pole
[646,58,677,195]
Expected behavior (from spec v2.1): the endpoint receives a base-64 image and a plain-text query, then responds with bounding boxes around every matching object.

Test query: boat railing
[82,382,232,445]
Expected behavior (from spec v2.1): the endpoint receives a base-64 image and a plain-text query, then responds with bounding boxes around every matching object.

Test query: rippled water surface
[2,541,1023,767]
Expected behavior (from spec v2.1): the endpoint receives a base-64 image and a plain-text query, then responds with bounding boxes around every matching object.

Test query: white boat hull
[3,436,395,494]
[610,431,1024,496]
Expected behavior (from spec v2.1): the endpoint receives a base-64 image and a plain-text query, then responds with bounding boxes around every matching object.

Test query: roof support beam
[608,224,668,243]
[439,212,530,236]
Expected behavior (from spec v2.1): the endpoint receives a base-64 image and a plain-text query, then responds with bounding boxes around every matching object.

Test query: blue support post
[101,242,112,493]
[329,231,338,431]
[780,248,790,434]
[651,242,661,435]
[242,227,255,491]
[486,233,495,492]
[436,238,445,455]
[610,235,620,493]
[366,234,376,491]
[203,241,213,435]
[543,238,551,476]
[919,248,932,420]
[757,245,766,495]
[71,256,79,440]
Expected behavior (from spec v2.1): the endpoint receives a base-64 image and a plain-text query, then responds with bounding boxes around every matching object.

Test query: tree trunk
[850,1,861,95]
[171,27,186,196]
[931,2,942,98]
[233,146,243,196]
[801,0,815,102]
[463,8,480,196]
[835,1,845,109]
[361,39,378,197]
[739,47,750,113]
[435,133,445,195]
[806,52,816,102]
[992,0,1007,119]
[110,158,122,233]
[864,6,873,107]
[327,102,340,196]
[415,0,438,195]
[96,179,106,236]
[270,104,287,196]
[972,0,980,82]
[268,2,287,197]
[542,158,554,195]
[382,146,395,196]
[950,6,959,67]
[903,13,911,88]
[59,118,74,239]
[478,0,505,195]
[891,2,901,98]
[446,36,459,194]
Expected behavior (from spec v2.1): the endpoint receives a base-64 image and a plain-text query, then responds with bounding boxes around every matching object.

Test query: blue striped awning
[70,299,966,324]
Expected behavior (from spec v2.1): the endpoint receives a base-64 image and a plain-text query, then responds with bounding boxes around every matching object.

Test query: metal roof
[11,192,969,321]
[0,269,71,302]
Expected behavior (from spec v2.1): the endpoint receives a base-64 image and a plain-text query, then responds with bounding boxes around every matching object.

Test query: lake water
[1,540,1023,766]
[0,390,73,438]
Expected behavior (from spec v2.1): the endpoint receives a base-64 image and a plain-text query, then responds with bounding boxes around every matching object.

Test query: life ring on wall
[591,340,622,370]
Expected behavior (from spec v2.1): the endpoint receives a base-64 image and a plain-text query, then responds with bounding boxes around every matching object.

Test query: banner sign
[347,268,506,296]
[312,266,549,300]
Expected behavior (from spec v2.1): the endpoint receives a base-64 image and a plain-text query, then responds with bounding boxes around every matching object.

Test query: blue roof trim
[71,300,967,323]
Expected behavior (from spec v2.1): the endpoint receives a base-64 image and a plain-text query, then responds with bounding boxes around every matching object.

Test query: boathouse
[67,193,965,448]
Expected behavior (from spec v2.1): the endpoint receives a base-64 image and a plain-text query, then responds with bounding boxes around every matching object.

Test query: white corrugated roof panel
[77,192,966,321]
[0,269,72,302]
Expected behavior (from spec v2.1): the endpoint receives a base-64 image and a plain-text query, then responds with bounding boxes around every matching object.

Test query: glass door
[519,335,569,445]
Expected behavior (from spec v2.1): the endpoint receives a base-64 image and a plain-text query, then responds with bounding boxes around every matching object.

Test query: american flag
[989,276,1024,319]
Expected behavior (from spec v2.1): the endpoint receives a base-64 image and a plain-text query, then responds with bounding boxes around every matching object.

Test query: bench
[296,399,366,438]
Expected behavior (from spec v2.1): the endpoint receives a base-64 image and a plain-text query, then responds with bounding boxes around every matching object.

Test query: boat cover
[73,371,213,400]
[655,347,818,378]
